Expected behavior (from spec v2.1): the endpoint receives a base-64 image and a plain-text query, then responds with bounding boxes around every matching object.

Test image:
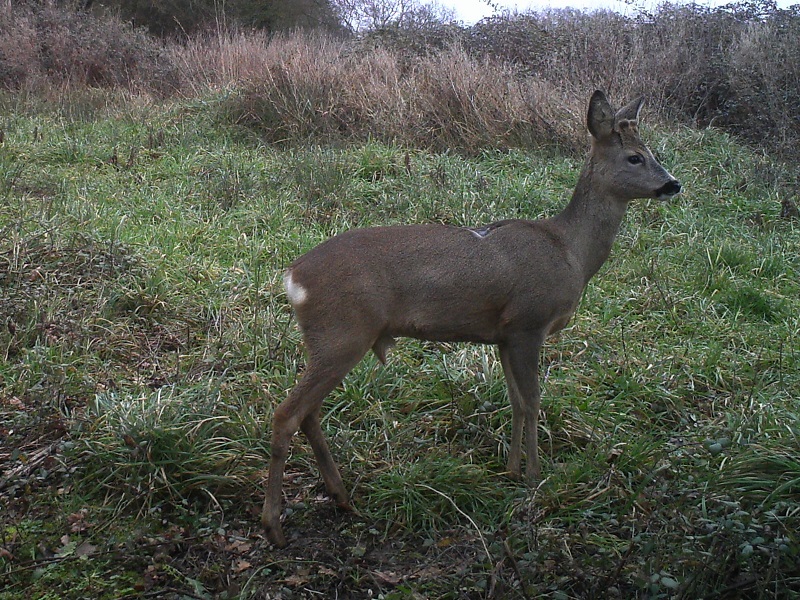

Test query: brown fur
[262,91,682,547]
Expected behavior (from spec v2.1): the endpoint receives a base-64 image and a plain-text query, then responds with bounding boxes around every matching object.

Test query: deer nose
[656,180,682,198]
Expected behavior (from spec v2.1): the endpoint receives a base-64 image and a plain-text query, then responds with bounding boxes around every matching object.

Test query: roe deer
[262,91,681,547]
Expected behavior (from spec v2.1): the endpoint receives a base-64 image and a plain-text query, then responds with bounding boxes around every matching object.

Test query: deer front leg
[500,336,543,484]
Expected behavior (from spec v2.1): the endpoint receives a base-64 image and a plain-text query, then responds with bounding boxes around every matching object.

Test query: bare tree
[333,0,454,31]
[93,0,342,36]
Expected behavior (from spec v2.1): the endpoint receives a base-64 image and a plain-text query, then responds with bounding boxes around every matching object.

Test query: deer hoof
[264,523,288,548]
[335,500,354,512]
[262,510,288,548]
[524,468,541,487]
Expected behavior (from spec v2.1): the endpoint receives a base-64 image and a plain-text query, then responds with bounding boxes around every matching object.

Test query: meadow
[1,4,800,599]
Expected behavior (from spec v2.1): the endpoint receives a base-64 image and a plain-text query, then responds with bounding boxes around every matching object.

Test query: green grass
[1,95,799,598]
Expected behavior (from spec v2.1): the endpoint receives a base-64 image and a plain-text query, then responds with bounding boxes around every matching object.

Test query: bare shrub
[204,31,582,152]
[396,48,582,151]
[533,10,642,104]
[465,12,556,72]
[170,29,280,94]
[0,3,176,94]
[161,2,800,157]
[459,3,800,156]
[357,20,464,59]
[3,1,798,156]
[473,7,736,123]
[624,5,741,124]
[0,7,39,89]
[726,13,800,154]
[625,3,800,155]
[94,0,342,37]
[211,32,356,142]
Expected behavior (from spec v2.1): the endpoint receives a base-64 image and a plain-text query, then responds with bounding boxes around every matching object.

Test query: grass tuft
[82,385,266,511]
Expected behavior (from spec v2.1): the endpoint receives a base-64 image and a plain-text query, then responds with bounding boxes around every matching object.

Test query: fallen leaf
[374,570,402,585]
[283,574,309,587]
[225,539,253,554]
[411,565,443,580]
[76,541,97,558]
[233,559,252,573]
[68,510,92,533]
[56,537,77,558]
[7,396,25,409]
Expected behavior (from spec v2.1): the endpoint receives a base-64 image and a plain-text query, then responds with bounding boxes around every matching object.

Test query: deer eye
[627,154,644,165]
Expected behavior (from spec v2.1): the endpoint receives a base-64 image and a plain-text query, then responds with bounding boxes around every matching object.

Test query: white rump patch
[284,270,308,305]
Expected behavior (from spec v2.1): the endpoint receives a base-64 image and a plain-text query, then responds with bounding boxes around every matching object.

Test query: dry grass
[176,31,583,152]
[3,3,800,156]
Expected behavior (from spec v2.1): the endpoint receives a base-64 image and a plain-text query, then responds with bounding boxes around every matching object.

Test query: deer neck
[551,158,630,283]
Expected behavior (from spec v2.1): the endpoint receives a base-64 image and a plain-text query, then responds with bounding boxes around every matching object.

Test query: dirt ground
[0,400,515,600]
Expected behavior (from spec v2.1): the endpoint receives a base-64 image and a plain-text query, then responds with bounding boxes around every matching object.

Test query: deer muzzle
[655,180,682,199]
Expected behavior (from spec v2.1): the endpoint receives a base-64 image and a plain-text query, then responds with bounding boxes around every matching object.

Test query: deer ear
[587,90,615,140]
[615,96,645,124]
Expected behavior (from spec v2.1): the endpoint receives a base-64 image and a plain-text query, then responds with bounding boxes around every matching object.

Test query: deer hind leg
[300,409,349,508]
[499,344,524,480]
[499,336,544,484]
[261,341,369,547]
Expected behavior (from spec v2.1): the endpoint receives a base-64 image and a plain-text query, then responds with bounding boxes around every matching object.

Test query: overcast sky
[441,0,798,24]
